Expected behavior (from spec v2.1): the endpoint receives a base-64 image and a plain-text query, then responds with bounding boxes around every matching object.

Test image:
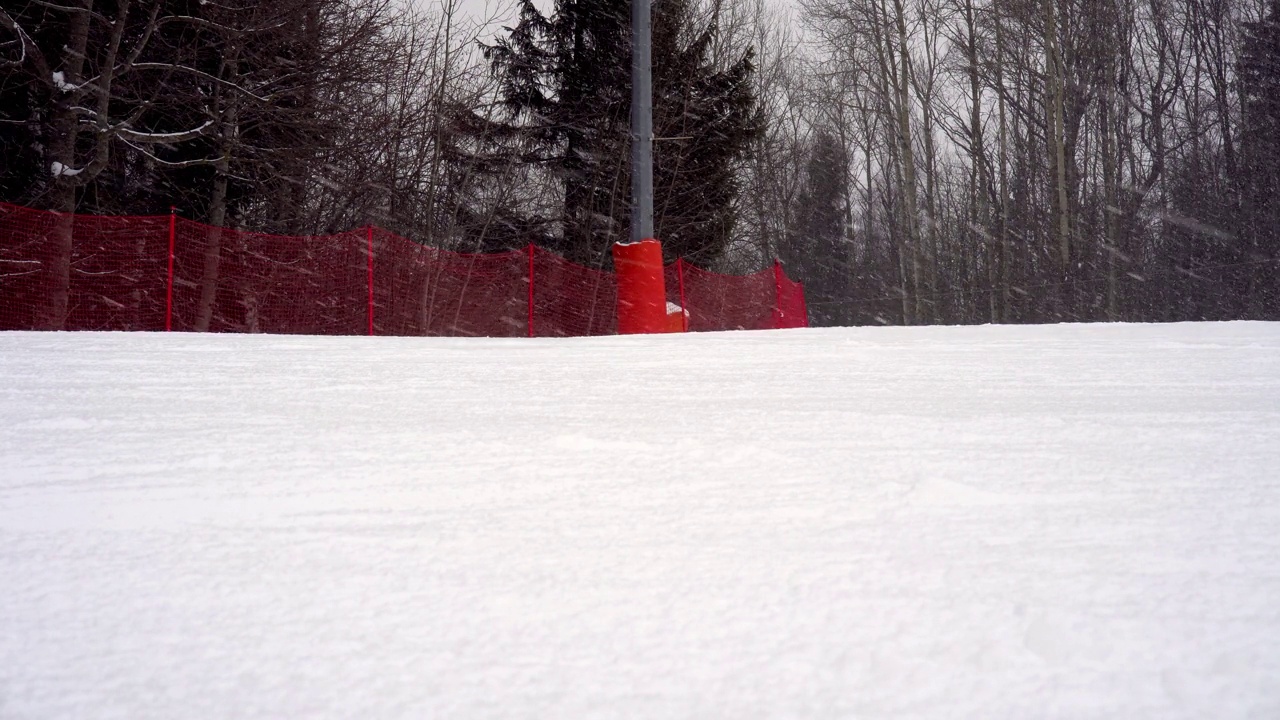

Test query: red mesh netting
[373,232,528,338]
[774,267,808,330]
[531,246,619,337]
[171,221,368,335]
[0,202,170,332]
[668,261,774,332]
[1,202,806,336]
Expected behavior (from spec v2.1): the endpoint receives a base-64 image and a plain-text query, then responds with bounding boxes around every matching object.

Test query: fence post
[676,257,688,332]
[367,226,375,336]
[166,207,176,332]
[527,244,535,338]
[773,259,784,329]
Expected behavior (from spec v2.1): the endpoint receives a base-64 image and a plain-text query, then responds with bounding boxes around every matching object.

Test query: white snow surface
[2,322,1279,719]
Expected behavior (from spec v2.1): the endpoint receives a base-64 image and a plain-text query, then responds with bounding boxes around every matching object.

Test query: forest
[2,0,1278,326]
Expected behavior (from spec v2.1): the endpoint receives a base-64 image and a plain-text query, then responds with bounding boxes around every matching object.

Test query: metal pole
[613,0,666,334]
[629,0,653,242]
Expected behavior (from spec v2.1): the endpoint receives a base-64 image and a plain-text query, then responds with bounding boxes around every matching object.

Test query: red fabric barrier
[667,261,776,332]
[170,221,368,335]
[531,246,618,337]
[773,262,809,329]
[1,202,806,336]
[373,236,528,338]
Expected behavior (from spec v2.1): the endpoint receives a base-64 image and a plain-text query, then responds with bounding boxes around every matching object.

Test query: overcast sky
[409,0,541,44]
[410,0,792,46]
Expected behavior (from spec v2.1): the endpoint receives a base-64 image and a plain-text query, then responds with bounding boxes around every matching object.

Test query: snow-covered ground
[2,323,1279,719]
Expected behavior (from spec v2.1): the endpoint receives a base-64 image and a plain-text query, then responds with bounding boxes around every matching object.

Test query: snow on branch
[51,161,84,177]
[157,15,289,36]
[52,71,77,92]
[118,137,220,168]
[131,62,270,104]
[116,120,215,144]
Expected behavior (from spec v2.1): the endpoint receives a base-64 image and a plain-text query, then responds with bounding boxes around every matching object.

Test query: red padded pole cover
[612,239,667,334]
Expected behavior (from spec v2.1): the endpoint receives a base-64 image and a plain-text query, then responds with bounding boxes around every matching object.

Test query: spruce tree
[474,0,761,267]
[781,130,853,326]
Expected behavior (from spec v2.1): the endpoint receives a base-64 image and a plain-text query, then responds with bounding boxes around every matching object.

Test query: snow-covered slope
[2,323,1278,719]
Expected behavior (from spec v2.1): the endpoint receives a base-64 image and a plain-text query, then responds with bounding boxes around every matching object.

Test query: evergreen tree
[781,130,853,326]
[472,0,761,267]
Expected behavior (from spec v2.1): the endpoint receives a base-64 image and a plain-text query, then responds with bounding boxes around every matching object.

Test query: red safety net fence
[0,201,807,336]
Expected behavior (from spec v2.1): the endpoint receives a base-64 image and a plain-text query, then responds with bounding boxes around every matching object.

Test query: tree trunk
[1044,0,1072,276]
[195,169,230,333]
[961,0,994,324]
[994,2,1011,322]
[889,0,923,323]
[40,1,93,330]
[41,187,77,330]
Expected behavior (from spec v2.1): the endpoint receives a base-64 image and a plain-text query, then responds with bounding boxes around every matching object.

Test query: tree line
[782,0,1280,324]
[2,0,1277,328]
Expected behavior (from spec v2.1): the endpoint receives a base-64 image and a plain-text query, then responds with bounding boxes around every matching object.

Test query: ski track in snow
[1,322,1279,719]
